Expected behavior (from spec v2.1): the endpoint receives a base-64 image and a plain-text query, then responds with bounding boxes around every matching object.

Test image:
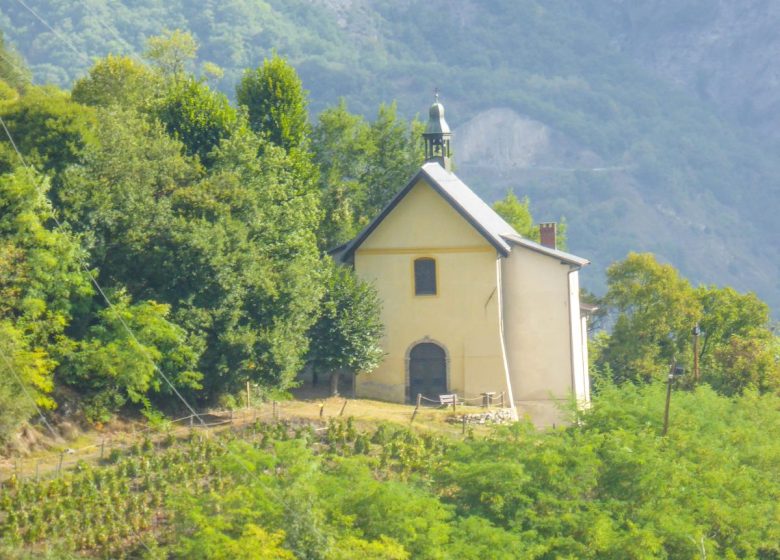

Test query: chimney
[539,222,557,249]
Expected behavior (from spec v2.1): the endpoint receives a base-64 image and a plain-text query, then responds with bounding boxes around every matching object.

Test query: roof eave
[501,234,590,267]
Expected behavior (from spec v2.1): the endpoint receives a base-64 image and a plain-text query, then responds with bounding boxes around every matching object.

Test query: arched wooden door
[408,343,447,403]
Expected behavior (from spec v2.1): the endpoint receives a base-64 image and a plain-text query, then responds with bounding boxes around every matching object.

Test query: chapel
[334,97,592,425]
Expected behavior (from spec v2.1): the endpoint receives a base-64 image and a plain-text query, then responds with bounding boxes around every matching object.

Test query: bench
[439,394,459,410]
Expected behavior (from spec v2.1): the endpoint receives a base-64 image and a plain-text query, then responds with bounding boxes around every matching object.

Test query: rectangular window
[414,258,437,295]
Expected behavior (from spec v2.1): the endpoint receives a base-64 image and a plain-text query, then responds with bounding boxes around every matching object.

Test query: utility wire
[15,0,90,64]
[0,346,60,440]
[1,2,207,426]
[0,14,257,555]
[89,6,138,57]
[0,110,199,553]
[0,10,277,496]
[0,114,207,427]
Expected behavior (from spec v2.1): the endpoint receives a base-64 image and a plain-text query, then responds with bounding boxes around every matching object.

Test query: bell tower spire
[423,90,452,171]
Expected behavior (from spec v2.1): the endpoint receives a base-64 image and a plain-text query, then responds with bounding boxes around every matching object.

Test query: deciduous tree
[596,252,701,383]
[153,78,237,166]
[71,55,160,109]
[308,261,384,395]
[236,55,309,151]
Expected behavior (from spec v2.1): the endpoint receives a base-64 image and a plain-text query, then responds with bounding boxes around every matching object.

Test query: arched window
[414,258,437,295]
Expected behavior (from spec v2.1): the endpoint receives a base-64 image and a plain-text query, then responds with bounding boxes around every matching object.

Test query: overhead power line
[0,113,207,428]
[15,0,90,64]
[0,346,60,440]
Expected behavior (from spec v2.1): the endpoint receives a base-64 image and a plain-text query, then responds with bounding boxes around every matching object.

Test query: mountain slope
[1,0,778,311]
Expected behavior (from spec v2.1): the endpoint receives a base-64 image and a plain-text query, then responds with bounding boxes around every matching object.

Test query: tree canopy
[594,252,779,395]
[237,55,309,152]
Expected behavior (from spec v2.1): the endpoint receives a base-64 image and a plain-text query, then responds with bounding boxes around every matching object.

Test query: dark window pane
[414,258,436,295]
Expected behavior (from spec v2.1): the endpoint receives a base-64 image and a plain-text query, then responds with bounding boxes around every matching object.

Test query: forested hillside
[1,0,778,312]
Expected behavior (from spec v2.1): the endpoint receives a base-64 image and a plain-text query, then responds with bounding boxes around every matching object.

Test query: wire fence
[1,390,512,484]
[0,404,280,485]
[416,391,507,407]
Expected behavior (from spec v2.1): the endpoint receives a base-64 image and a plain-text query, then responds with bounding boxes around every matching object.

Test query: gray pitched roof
[501,233,590,267]
[336,161,588,267]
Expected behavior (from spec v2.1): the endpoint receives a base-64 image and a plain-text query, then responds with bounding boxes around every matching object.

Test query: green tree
[361,102,423,219]
[176,523,295,560]
[709,333,779,395]
[311,100,423,248]
[143,29,198,79]
[493,190,568,249]
[153,78,237,165]
[596,253,702,383]
[236,54,309,151]
[696,285,779,395]
[61,105,324,400]
[0,32,30,90]
[308,261,384,395]
[0,168,91,438]
[0,320,54,442]
[193,128,324,395]
[696,285,772,360]
[59,106,200,290]
[311,99,371,248]
[0,87,96,179]
[60,291,203,422]
[492,190,538,241]
[71,55,160,109]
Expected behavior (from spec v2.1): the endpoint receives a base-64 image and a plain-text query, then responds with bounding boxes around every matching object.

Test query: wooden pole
[693,327,701,384]
[339,399,348,417]
[662,363,675,436]
[100,439,105,461]
[319,402,325,418]
[411,393,421,423]
[500,392,505,409]
[246,381,251,410]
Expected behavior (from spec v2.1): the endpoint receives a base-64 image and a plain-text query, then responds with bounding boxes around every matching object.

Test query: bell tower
[423,92,452,171]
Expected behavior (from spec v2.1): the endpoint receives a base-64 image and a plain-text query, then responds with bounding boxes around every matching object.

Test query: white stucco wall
[500,246,586,425]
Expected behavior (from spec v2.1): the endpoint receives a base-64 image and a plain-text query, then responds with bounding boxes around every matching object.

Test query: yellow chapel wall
[353,178,512,404]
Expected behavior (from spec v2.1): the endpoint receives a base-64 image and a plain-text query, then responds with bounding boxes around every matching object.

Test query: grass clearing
[1,394,505,482]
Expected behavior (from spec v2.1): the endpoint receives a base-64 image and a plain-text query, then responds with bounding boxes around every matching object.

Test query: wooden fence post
[100,439,105,461]
[339,399,348,417]
[411,393,421,424]
[319,402,325,418]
